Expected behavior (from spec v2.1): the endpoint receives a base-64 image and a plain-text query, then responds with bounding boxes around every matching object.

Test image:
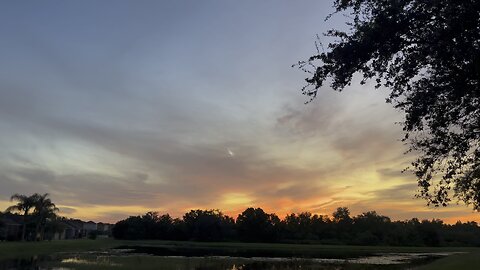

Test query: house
[83,221,97,232]
[96,222,113,238]
[0,214,22,241]
[51,218,95,240]
[53,219,100,239]
[52,220,82,240]
[65,219,84,238]
[1,214,112,241]
[96,222,111,232]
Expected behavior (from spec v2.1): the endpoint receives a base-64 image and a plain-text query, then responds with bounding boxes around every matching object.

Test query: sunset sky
[0,0,477,223]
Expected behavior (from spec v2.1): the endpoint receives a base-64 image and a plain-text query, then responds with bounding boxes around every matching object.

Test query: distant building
[52,219,83,240]
[96,222,109,232]
[83,221,97,232]
[1,214,112,241]
[0,214,22,241]
[52,219,94,240]
[96,222,113,238]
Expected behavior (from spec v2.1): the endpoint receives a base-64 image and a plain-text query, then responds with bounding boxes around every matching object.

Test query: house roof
[58,221,77,229]
[0,216,21,226]
[63,220,83,229]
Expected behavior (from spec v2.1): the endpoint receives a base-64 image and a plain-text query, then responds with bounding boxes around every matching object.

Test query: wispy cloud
[0,1,477,224]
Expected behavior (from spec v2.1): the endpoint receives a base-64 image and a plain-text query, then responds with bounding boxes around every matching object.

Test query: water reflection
[0,250,447,270]
[61,256,121,267]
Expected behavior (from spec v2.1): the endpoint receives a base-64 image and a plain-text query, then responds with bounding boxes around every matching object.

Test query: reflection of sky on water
[61,256,121,266]
[0,250,454,269]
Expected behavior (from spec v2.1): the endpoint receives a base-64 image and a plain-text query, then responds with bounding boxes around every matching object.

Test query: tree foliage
[32,193,59,240]
[183,209,236,241]
[5,193,58,241]
[5,194,36,241]
[296,0,480,209]
[236,207,281,242]
[112,207,480,247]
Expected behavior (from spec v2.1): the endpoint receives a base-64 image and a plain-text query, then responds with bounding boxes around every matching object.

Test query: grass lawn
[0,239,118,260]
[414,250,480,270]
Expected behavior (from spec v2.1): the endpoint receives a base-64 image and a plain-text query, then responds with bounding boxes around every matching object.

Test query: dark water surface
[0,248,448,270]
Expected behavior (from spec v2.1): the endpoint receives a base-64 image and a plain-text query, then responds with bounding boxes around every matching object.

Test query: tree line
[112,207,480,247]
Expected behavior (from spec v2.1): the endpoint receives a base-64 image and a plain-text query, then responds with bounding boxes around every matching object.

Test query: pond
[0,248,453,270]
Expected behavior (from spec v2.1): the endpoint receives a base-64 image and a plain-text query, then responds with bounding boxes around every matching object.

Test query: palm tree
[32,193,59,241]
[6,194,36,241]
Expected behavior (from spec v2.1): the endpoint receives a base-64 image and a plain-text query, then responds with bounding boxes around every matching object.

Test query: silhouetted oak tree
[297,0,480,209]
[236,208,281,242]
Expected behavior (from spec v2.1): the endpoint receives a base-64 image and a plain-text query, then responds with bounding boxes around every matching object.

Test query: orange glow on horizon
[1,199,479,224]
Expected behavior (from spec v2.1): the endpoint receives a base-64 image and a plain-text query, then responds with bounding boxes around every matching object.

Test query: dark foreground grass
[414,250,480,270]
[0,239,118,260]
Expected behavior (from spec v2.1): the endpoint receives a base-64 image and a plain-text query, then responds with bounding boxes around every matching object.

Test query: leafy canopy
[296,0,480,209]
